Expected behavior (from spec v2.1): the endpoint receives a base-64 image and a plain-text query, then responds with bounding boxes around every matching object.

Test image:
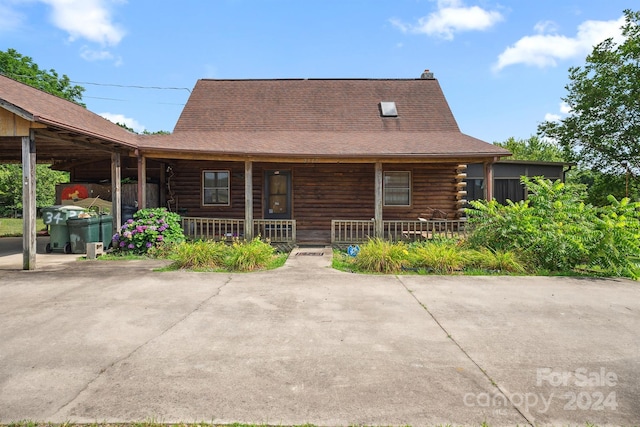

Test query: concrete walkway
[0,237,639,426]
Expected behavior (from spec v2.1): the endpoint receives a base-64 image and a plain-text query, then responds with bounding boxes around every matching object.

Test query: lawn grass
[0,218,46,237]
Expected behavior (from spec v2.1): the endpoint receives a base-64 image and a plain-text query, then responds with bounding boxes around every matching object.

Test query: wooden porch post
[111,152,122,229]
[159,162,166,209]
[374,162,383,239]
[22,130,36,270]
[137,153,147,209]
[244,160,253,240]
[484,161,495,201]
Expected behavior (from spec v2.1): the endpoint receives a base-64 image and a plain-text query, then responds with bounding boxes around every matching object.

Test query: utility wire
[70,80,191,92]
[83,95,185,106]
[1,71,191,92]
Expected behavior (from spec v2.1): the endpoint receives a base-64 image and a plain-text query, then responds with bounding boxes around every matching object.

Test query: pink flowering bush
[111,208,184,255]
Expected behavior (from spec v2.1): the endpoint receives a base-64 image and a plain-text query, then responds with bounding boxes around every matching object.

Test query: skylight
[380,101,398,117]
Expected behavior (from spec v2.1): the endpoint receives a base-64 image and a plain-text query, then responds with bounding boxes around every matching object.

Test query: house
[0,71,510,268]
[133,74,509,244]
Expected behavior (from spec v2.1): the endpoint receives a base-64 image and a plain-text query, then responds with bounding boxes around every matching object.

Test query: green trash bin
[67,216,101,254]
[98,214,114,249]
[41,205,86,253]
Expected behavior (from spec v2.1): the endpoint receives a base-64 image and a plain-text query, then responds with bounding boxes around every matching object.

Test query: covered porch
[181,216,468,246]
[132,155,497,246]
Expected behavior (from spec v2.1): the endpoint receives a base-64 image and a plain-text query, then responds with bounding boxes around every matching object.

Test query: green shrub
[466,177,640,279]
[171,240,227,270]
[224,237,275,271]
[465,248,526,273]
[590,196,640,279]
[353,238,409,273]
[466,177,595,271]
[112,208,184,255]
[408,240,466,274]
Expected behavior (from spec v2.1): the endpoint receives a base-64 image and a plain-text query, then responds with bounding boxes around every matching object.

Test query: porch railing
[331,219,467,244]
[182,217,465,245]
[182,217,245,241]
[331,220,375,244]
[253,219,296,243]
[383,219,467,242]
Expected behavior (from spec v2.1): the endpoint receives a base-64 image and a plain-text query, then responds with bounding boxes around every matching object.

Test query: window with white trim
[383,171,411,206]
[202,170,230,206]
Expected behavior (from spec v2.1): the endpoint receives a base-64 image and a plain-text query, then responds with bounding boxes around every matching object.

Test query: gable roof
[138,78,509,161]
[173,78,460,132]
[0,74,137,147]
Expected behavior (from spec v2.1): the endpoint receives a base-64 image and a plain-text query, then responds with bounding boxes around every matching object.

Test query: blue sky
[0,0,632,143]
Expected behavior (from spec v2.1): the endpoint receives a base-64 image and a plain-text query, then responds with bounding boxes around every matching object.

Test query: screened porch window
[384,171,411,206]
[202,170,230,206]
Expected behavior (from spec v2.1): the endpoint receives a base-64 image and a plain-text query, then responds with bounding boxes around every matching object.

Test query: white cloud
[544,113,561,122]
[40,0,126,46]
[494,15,625,71]
[544,101,573,123]
[391,0,503,40]
[0,3,25,33]
[100,112,145,133]
[534,20,559,34]
[80,46,113,61]
[79,46,123,65]
[559,101,572,114]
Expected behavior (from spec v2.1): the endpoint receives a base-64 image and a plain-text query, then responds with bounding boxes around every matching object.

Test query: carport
[0,75,140,270]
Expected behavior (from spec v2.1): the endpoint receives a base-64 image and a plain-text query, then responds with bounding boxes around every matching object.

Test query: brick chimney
[420,69,434,79]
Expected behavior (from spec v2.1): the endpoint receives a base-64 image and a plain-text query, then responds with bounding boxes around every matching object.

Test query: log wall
[168,160,462,231]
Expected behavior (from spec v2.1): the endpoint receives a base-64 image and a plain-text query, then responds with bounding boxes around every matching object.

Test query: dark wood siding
[285,163,375,231]
[167,161,461,227]
[382,163,461,220]
[168,160,250,218]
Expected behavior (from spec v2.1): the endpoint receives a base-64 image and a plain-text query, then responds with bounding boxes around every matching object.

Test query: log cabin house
[132,73,510,244]
[1,71,510,268]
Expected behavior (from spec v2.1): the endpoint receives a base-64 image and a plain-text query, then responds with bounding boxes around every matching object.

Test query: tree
[0,48,78,216]
[538,9,640,175]
[0,48,85,105]
[494,136,565,162]
[115,122,171,135]
[0,165,69,216]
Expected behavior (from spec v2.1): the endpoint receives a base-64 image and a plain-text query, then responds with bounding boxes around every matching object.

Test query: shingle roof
[0,74,137,147]
[173,78,461,132]
[137,130,508,159]
[138,78,509,160]
[1,74,510,161]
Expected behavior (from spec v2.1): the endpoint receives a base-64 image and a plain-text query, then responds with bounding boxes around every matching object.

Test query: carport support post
[111,152,122,230]
[137,153,146,209]
[484,160,495,201]
[22,130,36,270]
[245,160,253,240]
[374,162,383,239]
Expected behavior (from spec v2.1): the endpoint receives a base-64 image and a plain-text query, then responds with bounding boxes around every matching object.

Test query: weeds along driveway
[0,257,638,426]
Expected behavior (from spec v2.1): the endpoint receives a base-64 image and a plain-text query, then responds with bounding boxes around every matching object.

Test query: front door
[264,170,292,219]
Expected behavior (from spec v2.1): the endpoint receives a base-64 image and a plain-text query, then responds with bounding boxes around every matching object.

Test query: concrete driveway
[0,238,639,426]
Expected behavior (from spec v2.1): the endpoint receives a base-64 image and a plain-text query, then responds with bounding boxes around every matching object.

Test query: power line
[70,80,192,92]
[1,71,191,92]
[84,95,185,106]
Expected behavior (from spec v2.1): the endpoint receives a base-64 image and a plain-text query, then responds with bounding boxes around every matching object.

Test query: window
[384,171,410,206]
[202,170,230,206]
[379,101,398,117]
